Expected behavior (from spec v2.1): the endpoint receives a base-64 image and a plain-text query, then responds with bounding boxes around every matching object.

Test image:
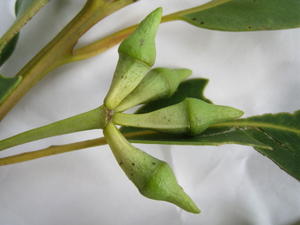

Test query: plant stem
[0,106,106,151]
[72,24,136,61]
[0,0,49,55]
[0,137,107,166]
[0,130,155,166]
[0,0,136,121]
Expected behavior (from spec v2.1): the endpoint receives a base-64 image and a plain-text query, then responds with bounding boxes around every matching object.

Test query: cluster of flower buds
[102,8,243,213]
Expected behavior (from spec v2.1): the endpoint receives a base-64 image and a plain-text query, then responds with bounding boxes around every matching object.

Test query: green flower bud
[104,8,162,110]
[115,67,192,112]
[113,98,244,135]
[103,122,200,214]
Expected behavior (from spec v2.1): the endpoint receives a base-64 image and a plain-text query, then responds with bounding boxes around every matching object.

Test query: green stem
[0,106,106,151]
[0,0,136,121]
[0,0,49,55]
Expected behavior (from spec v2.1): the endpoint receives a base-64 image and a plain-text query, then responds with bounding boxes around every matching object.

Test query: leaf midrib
[212,121,300,134]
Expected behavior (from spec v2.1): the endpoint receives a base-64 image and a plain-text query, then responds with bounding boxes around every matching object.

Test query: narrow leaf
[0,0,49,103]
[124,111,300,181]
[122,78,300,180]
[122,126,270,149]
[0,75,22,103]
[0,35,19,67]
[174,0,300,31]
[0,0,49,66]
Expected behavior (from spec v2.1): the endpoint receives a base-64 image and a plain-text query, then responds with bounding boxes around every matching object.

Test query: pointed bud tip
[148,7,163,19]
[186,201,201,214]
[224,106,244,119]
[176,190,201,214]
[118,7,163,66]
[139,162,200,214]
[175,68,192,80]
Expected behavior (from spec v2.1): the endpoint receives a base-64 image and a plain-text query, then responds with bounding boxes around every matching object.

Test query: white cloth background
[0,0,299,224]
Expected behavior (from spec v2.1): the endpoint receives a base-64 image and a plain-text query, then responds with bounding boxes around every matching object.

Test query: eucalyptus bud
[104,8,162,110]
[103,122,200,213]
[115,68,191,112]
[113,98,244,135]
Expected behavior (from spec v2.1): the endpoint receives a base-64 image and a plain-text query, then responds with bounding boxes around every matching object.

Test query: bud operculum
[104,8,162,110]
[186,98,243,135]
[118,8,162,66]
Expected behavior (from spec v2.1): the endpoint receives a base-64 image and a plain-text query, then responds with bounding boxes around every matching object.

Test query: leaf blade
[0,0,48,104]
[124,111,300,180]
[176,0,300,31]
[0,0,49,66]
[0,75,22,103]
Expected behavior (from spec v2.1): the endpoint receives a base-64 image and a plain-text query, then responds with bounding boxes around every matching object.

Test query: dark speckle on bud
[104,122,200,214]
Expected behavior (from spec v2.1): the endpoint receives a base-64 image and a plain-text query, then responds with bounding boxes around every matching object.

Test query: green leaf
[176,0,300,31]
[0,75,22,103]
[0,0,47,103]
[123,126,270,149]
[124,111,300,181]
[0,35,19,67]
[0,1,21,66]
[234,111,300,180]
[0,0,48,66]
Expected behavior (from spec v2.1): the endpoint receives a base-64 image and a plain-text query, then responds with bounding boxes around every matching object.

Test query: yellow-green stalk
[0,106,106,151]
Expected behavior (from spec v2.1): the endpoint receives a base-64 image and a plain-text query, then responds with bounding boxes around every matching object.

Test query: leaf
[0,75,22,103]
[0,35,19,67]
[0,0,47,103]
[176,0,300,31]
[0,0,48,66]
[123,111,300,181]
[0,1,21,66]
[235,111,300,180]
